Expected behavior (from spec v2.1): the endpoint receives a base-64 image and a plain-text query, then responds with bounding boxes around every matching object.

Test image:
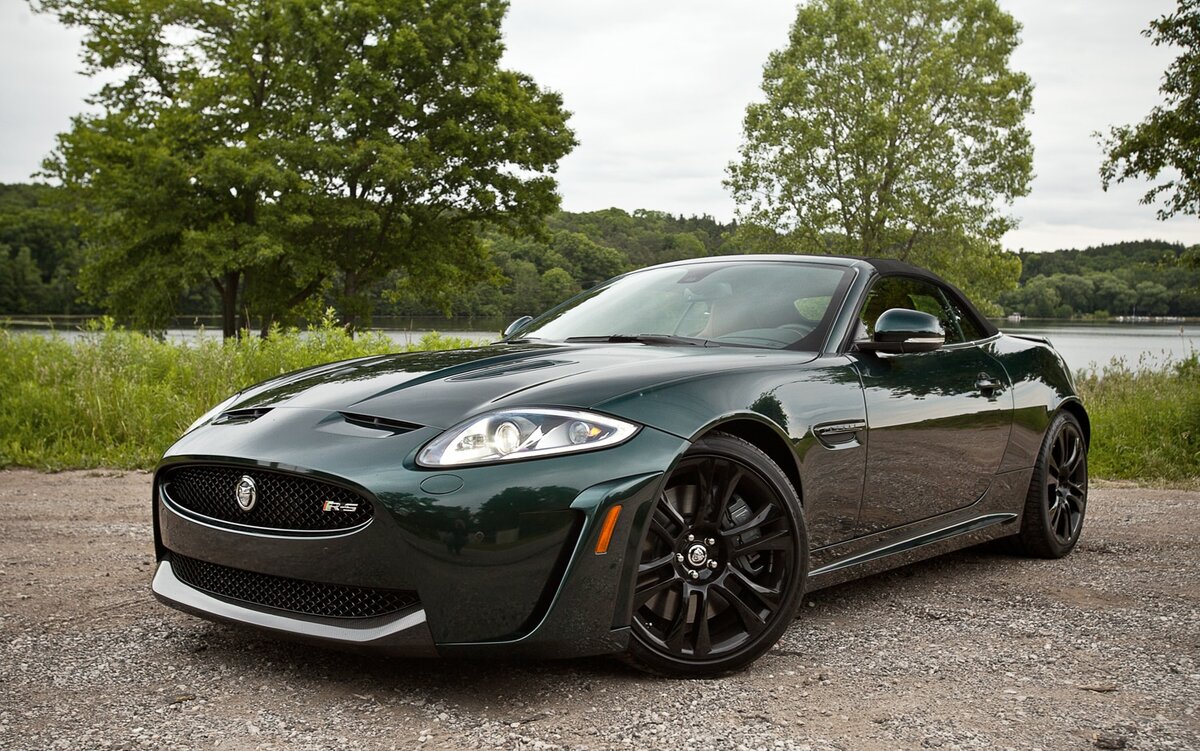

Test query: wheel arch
[695,416,804,504]
[1057,397,1091,447]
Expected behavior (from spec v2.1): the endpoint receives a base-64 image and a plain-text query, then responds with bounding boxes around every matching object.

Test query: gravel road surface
[1,470,1197,751]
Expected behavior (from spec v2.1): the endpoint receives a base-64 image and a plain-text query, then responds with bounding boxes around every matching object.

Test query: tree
[1100,1,1200,220]
[36,0,575,337]
[726,0,1032,302]
[539,267,577,309]
[1089,272,1136,316]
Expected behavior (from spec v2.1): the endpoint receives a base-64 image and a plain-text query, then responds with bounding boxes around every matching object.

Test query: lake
[995,320,1196,373]
[5,316,1195,373]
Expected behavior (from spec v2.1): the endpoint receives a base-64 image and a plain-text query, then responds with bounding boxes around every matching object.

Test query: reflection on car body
[152,255,1088,675]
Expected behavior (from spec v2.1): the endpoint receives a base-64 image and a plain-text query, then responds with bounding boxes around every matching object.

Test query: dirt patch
[1,470,1197,750]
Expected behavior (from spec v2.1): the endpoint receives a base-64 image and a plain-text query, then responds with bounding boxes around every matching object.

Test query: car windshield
[515,261,853,350]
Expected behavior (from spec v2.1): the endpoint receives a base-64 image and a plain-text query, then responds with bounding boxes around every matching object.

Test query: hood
[227,342,812,430]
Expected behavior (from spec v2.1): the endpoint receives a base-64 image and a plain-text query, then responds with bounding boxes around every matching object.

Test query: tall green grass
[1076,353,1199,485]
[0,314,480,469]
[2,318,1197,484]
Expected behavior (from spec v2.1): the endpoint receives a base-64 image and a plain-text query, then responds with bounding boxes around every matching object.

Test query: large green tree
[726,0,1032,301]
[36,0,575,337]
[1100,0,1200,221]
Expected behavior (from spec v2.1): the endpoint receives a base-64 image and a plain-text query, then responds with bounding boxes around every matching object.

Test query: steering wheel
[779,322,816,337]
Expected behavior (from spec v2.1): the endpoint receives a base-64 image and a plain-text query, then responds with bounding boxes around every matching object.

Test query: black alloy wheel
[1015,411,1088,558]
[626,432,808,676]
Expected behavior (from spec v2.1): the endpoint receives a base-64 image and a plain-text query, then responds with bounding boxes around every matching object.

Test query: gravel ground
[1,469,1197,751]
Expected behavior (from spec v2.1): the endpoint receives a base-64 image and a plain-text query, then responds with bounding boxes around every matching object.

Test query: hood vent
[447,358,571,381]
[340,412,422,434]
[212,407,273,425]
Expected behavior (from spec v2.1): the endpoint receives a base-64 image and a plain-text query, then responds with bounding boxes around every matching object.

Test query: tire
[1013,411,1088,558]
[624,432,808,676]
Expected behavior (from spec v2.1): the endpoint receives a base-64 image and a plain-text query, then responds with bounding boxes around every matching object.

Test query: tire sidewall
[1034,412,1088,556]
[627,432,809,676]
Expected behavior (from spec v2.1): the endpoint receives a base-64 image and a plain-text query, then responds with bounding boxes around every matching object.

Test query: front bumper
[152,408,689,658]
[152,560,437,655]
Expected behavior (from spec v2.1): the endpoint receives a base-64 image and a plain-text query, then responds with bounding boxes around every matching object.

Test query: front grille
[168,552,419,619]
[162,465,372,532]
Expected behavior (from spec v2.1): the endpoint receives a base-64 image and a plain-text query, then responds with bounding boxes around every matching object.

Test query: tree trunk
[219,271,241,340]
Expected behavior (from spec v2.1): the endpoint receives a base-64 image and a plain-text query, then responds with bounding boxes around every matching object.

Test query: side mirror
[855,308,944,354]
[503,315,534,339]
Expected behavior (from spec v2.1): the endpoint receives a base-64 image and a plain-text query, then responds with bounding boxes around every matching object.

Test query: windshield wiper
[563,334,710,347]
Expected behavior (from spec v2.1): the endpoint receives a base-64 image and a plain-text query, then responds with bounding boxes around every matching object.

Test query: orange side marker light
[594,504,623,555]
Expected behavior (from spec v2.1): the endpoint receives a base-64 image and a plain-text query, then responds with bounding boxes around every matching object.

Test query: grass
[1076,353,1199,486]
[0,313,481,470]
[2,317,1197,485]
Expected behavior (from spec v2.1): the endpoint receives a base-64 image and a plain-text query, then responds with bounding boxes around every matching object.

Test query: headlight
[417,408,639,467]
[182,393,241,436]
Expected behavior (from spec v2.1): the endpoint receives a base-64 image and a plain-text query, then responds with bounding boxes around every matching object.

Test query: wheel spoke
[701,463,743,526]
[696,459,716,524]
[648,519,676,546]
[638,553,675,576]
[732,528,791,557]
[692,587,712,657]
[656,498,687,534]
[727,566,783,612]
[1063,434,1081,474]
[664,587,690,650]
[634,574,678,606]
[713,582,766,636]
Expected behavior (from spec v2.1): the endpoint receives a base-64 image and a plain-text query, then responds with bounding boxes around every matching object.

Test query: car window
[520,262,853,350]
[857,276,977,345]
[942,293,987,341]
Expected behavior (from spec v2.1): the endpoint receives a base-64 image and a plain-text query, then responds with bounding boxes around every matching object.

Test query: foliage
[1100,0,1200,220]
[381,208,738,318]
[1077,353,1200,484]
[34,0,575,337]
[0,313,477,469]
[0,183,89,315]
[998,240,1200,317]
[3,314,1195,485]
[725,0,1032,303]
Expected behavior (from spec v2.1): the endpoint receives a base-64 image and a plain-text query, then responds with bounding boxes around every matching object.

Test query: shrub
[0,314,480,469]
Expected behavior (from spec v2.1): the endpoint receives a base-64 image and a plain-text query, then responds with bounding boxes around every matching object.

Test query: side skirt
[805,467,1032,593]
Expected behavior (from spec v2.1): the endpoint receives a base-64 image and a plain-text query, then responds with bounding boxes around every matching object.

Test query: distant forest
[1,182,1197,323]
[1002,241,1199,318]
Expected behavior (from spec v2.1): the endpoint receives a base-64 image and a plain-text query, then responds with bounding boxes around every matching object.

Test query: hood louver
[339,412,422,434]
[211,407,273,425]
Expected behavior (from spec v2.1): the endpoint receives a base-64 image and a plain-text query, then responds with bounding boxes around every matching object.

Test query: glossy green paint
[153,255,1088,660]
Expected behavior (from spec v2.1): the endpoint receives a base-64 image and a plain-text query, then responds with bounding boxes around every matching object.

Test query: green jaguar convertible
[152,255,1089,675]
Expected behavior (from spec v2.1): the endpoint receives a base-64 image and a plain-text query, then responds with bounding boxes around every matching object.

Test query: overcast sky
[1,0,1195,252]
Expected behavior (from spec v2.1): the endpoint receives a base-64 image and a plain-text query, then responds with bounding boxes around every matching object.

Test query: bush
[3,316,1196,486]
[0,313,479,469]
[1076,353,1200,485]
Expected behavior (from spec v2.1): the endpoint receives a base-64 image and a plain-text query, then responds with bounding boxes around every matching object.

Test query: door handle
[975,373,1002,394]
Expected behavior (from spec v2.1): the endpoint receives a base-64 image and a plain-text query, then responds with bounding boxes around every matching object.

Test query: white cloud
[2,0,1196,251]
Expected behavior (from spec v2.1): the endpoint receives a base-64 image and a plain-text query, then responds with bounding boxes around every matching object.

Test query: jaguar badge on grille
[234,475,257,512]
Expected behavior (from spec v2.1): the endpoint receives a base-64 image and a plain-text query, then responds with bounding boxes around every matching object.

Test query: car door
[849,275,1013,534]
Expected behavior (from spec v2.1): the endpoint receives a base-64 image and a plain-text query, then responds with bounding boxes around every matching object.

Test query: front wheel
[1013,411,1088,558]
[625,433,808,676]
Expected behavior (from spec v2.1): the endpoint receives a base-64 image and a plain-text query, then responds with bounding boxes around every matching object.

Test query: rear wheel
[1013,411,1088,558]
[625,433,807,676]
